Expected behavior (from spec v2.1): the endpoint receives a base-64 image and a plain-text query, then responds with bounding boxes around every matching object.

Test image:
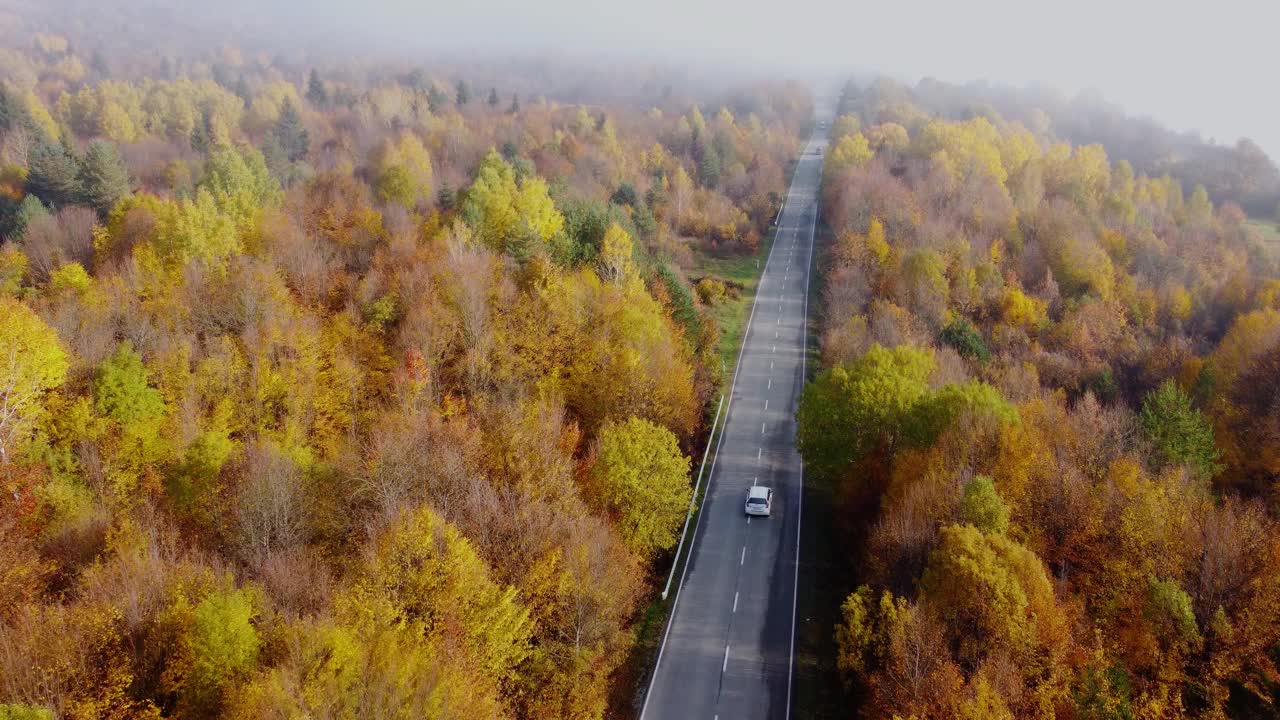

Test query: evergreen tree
[427,85,448,113]
[190,114,210,154]
[270,99,309,163]
[508,94,520,114]
[1140,380,1220,477]
[305,69,327,107]
[696,144,722,189]
[488,87,499,106]
[0,84,28,132]
[232,76,251,104]
[11,194,48,239]
[437,183,456,211]
[26,142,81,208]
[455,80,470,106]
[404,67,429,91]
[610,183,638,207]
[78,140,131,216]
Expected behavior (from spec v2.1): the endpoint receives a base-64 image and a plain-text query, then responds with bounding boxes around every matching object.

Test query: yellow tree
[349,505,534,686]
[464,150,564,256]
[826,133,874,179]
[0,297,69,463]
[590,416,692,557]
[598,223,634,284]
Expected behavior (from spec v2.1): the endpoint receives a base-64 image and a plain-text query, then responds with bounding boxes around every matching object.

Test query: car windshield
[748,497,766,505]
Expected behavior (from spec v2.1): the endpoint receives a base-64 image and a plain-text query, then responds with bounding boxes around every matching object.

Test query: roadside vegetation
[801,80,1280,718]
[0,16,812,718]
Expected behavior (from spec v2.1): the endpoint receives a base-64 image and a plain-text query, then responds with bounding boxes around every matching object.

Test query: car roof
[748,486,771,500]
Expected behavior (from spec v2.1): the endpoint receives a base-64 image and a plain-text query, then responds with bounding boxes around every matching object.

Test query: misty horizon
[6,0,1277,161]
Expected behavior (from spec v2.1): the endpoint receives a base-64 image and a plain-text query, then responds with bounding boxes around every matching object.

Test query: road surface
[641,114,830,720]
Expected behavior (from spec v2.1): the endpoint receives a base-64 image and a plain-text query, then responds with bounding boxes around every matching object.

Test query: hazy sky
[291,0,1278,158]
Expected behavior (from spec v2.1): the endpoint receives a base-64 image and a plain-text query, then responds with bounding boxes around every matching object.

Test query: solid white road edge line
[784,144,821,720]
[638,140,802,720]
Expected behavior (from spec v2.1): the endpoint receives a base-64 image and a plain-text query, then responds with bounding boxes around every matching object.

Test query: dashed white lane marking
[757,447,762,461]
[740,546,746,565]
[764,399,769,410]
[733,592,739,613]
[772,345,776,353]
[767,378,772,389]
[723,645,730,672]
[761,422,766,435]
[775,330,779,338]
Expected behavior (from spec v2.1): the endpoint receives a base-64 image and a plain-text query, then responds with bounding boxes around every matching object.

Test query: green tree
[191,587,260,693]
[26,142,81,208]
[591,417,692,556]
[939,318,990,363]
[456,79,471,105]
[797,344,933,479]
[78,139,131,216]
[905,381,1016,446]
[488,87,499,106]
[0,297,69,463]
[169,402,235,512]
[305,69,326,107]
[12,195,48,239]
[269,99,309,163]
[1139,380,1219,477]
[370,134,432,210]
[0,84,30,133]
[94,341,168,475]
[463,150,564,256]
[95,342,164,426]
[427,85,449,113]
[49,261,90,294]
[374,164,415,209]
[437,182,456,211]
[697,144,721,188]
[198,145,279,235]
[1186,184,1213,225]
[1145,577,1202,650]
[166,584,261,713]
[150,189,241,269]
[958,475,1010,534]
[610,182,638,207]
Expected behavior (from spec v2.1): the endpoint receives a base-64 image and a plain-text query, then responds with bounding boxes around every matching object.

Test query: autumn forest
[809,80,1280,718]
[3,4,1280,720]
[0,16,809,720]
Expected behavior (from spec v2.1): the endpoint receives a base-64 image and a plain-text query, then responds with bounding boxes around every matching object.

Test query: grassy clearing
[1248,219,1280,244]
[692,231,777,377]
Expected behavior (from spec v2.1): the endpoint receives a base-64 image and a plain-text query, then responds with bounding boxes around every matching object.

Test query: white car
[745,486,773,517]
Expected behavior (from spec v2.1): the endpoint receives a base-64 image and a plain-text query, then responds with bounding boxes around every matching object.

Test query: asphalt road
[641,117,830,720]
